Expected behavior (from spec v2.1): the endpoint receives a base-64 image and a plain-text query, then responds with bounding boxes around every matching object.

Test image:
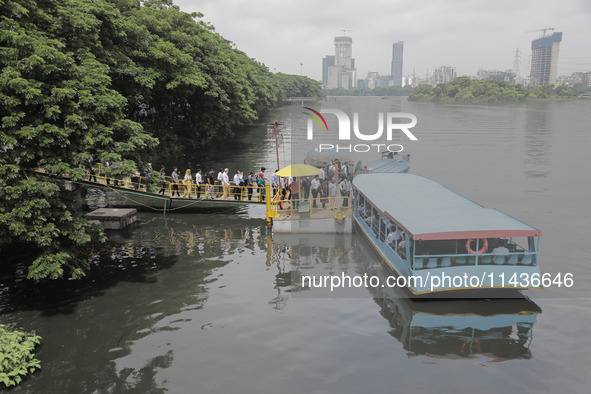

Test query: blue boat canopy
[365,159,410,173]
[353,173,542,240]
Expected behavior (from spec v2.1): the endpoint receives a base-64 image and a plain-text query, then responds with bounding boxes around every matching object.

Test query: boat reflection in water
[270,233,541,361]
[358,232,543,361]
[374,287,540,360]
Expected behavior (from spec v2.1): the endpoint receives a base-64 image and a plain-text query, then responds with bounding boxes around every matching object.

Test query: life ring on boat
[466,239,488,254]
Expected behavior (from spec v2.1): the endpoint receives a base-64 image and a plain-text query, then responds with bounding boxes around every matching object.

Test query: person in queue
[310,175,320,208]
[221,168,230,199]
[171,167,180,197]
[272,169,279,197]
[247,171,255,201]
[233,170,243,200]
[339,176,352,207]
[216,168,223,197]
[289,177,299,209]
[195,169,202,199]
[257,167,266,201]
[158,165,167,194]
[183,169,192,198]
[206,168,215,199]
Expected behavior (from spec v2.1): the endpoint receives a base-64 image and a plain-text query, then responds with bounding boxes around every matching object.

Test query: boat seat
[468,256,477,265]
[507,255,519,265]
[519,255,533,265]
[492,255,506,265]
[414,258,424,270]
[440,257,451,267]
[455,256,467,265]
[426,257,438,269]
[479,255,492,265]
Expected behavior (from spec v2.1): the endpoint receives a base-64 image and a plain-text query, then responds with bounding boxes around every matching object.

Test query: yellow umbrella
[275,164,321,177]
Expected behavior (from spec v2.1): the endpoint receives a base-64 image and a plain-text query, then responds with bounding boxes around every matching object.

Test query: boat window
[396,232,408,260]
[379,217,387,242]
[371,207,379,237]
[386,224,397,249]
[412,236,538,269]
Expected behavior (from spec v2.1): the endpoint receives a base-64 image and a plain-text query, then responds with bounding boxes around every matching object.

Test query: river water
[1,97,590,393]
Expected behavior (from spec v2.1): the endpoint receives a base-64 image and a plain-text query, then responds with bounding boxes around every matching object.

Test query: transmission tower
[512,48,521,78]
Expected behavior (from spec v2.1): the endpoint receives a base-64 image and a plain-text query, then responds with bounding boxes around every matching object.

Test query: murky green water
[2,98,590,392]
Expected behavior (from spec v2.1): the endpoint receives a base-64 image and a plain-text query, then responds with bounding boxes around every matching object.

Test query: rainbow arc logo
[302,107,328,131]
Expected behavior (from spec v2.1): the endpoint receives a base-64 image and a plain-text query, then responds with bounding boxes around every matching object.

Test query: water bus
[352,173,542,295]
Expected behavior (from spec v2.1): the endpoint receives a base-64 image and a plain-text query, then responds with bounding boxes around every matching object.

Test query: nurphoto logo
[302,107,418,153]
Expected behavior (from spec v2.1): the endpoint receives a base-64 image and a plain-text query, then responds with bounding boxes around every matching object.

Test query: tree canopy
[408,77,579,103]
[0,0,321,281]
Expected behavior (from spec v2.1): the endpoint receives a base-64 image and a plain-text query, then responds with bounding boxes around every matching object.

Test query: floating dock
[85,208,137,230]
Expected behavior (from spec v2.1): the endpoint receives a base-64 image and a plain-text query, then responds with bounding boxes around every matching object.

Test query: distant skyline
[175,0,591,81]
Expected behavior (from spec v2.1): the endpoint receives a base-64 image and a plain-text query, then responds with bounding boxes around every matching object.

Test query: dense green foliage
[325,85,412,97]
[408,77,580,103]
[0,0,321,280]
[0,324,41,387]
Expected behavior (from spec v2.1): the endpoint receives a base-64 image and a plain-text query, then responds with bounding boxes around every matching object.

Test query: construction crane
[525,27,554,37]
[341,29,352,37]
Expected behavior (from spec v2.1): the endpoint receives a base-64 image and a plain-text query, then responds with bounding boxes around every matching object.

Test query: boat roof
[365,159,410,173]
[353,173,542,240]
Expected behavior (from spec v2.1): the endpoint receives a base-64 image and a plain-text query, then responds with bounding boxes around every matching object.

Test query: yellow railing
[83,164,280,201]
[165,182,278,201]
[268,192,351,220]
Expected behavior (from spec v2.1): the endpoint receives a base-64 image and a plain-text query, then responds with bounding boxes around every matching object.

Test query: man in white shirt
[216,168,223,197]
[195,169,202,199]
[221,168,230,199]
[328,177,337,209]
[387,226,396,246]
[233,170,242,200]
[491,242,510,264]
[310,175,320,208]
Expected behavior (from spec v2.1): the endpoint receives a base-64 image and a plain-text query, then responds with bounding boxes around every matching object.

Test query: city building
[555,71,591,87]
[476,69,516,84]
[365,72,379,89]
[391,41,404,87]
[377,75,393,87]
[324,35,357,89]
[433,66,456,85]
[322,56,335,87]
[529,32,562,86]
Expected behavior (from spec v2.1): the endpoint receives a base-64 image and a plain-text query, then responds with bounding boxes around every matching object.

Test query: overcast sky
[175,0,591,81]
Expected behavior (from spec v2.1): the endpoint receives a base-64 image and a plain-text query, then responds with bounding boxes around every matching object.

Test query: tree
[0,0,157,279]
[0,0,322,279]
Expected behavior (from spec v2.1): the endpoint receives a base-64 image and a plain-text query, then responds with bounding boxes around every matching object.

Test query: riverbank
[408,76,588,104]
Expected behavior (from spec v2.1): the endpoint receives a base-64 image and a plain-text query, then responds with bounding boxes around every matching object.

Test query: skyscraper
[334,36,353,68]
[391,41,404,87]
[325,36,356,89]
[529,32,562,86]
[322,56,335,87]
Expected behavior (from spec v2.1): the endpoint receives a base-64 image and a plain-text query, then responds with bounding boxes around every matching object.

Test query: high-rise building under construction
[529,32,562,86]
[324,36,356,89]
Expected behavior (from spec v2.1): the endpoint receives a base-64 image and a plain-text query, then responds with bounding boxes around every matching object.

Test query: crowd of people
[85,157,355,209]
